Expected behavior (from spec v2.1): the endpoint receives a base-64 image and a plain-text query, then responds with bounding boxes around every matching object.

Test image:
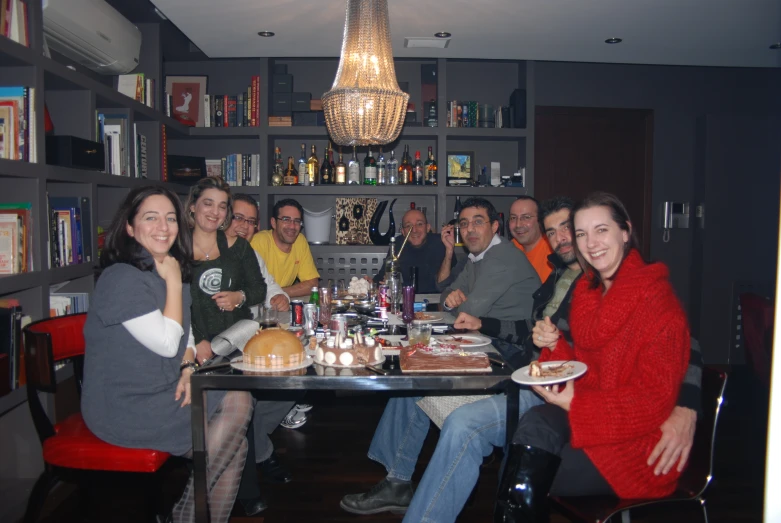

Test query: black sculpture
[369,198,396,245]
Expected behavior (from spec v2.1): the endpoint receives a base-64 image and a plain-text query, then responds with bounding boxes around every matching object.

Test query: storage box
[167,155,207,185]
[310,99,323,111]
[273,74,293,93]
[291,92,312,112]
[45,135,105,171]
[293,112,318,126]
[273,64,288,74]
[271,93,292,115]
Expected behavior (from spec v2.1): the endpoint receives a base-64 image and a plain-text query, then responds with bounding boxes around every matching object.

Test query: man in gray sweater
[440,198,540,320]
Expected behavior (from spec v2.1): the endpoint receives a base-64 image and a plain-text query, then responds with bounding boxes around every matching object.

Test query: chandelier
[323,0,409,147]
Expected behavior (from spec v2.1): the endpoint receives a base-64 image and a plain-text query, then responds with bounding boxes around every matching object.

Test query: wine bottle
[319,146,333,184]
[399,145,412,185]
[387,150,398,185]
[283,156,298,185]
[297,143,307,186]
[347,146,361,184]
[413,150,424,185]
[335,147,346,184]
[364,148,377,185]
[377,148,386,185]
[424,146,437,186]
[306,144,319,186]
[270,147,283,186]
[498,212,506,238]
[453,196,464,246]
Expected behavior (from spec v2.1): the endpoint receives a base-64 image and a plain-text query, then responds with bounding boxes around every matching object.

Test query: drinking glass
[402,285,415,325]
[408,323,432,346]
[336,279,347,298]
[387,272,403,314]
[258,306,279,329]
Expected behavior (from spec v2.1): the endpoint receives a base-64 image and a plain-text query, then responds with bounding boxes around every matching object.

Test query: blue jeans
[367,390,544,523]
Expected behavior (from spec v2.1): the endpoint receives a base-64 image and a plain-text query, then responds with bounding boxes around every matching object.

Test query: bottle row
[271,143,438,187]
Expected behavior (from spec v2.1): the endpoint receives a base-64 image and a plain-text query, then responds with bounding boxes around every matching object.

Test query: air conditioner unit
[42,0,142,75]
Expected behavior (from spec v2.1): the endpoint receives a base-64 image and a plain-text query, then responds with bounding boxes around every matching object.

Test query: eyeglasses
[509,214,536,223]
[458,218,489,229]
[276,216,303,227]
[232,214,258,227]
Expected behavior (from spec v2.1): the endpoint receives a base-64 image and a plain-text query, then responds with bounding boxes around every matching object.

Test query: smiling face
[401,210,430,247]
[543,208,577,266]
[126,194,178,262]
[271,205,303,246]
[459,206,499,255]
[574,205,630,282]
[190,188,229,234]
[226,200,258,240]
[508,198,542,249]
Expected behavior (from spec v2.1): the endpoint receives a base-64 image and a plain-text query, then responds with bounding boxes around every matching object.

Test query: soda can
[303,303,318,335]
[329,314,349,339]
[378,284,389,308]
[291,301,304,326]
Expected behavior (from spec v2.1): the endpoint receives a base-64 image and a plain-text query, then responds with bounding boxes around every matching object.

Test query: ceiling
[147,0,781,68]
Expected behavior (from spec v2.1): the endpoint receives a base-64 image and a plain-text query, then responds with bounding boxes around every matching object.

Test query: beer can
[303,303,318,335]
[291,301,304,326]
[329,314,349,339]
[378,284,389,308]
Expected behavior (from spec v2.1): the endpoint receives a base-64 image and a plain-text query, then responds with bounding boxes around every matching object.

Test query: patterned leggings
[173,390,254,523]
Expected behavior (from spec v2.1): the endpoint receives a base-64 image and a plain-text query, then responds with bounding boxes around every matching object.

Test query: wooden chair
[23,313,171,523]
[551,367,728,523]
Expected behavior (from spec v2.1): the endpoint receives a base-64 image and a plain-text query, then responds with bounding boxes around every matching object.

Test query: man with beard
[372,209,455,293]
[508,195,554,281]
[226,194,289,312]
[250,198,320,298]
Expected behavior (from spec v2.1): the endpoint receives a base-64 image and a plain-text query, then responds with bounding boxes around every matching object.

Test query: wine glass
[336,279,347,298]
[402,285,415,325]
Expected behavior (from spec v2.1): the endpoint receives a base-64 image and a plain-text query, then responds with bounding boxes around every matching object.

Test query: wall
[534,61,781,362]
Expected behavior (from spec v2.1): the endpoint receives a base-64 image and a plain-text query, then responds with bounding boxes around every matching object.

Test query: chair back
[740,292,774,388]
[676,367,728,498]
[23,313,88,444]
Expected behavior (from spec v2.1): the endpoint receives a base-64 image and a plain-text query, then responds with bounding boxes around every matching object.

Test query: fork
[547,360,573,370]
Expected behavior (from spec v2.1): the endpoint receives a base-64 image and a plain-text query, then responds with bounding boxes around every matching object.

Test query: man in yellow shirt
[508,196,554,281]
[250,198,320,298]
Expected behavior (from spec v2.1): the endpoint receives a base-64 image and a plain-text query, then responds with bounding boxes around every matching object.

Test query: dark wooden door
[534,106,654,256]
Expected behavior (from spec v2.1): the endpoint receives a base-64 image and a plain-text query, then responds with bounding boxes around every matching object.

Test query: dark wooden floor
[35,366,767,523]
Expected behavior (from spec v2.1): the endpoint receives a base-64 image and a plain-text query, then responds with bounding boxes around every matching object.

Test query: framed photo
[447,151,474,180]
[165,76,208,127]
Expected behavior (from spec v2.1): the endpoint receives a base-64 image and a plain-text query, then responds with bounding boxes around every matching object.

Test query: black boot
[494,444,561,523]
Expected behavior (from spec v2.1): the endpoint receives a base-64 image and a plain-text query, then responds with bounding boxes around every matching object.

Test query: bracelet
[235,290,247,308]
[180,361,199,374]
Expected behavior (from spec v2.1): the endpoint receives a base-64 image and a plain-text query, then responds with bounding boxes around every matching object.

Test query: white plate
[411,313,445,324]
[511,361,588,386]
[433,334,492,348]
[230,356,313,373]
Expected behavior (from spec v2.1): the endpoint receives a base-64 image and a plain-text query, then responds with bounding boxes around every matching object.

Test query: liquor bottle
[363,148,377,185]
[498,212,506,238]
[306,144,319,185]
[386,149,398,185]
[399,145,413,185]
[270,146,283,186]
[376,148,386,185]
[283,156,298,185]
[424,146,437,186]
[297,143,308,186]
[453,196,464,246]
[319,146,333,184]
[347,146,361,184]
[412,150,424,185]
[335,147,347,184]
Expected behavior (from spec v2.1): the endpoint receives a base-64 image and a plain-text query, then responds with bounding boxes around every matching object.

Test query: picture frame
[447,151,474,181]
[167,155,207,185]
[165,76,208,127]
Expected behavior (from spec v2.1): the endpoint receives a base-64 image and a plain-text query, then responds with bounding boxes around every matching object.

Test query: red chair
[551,367,728,523]
[23,313,170,523]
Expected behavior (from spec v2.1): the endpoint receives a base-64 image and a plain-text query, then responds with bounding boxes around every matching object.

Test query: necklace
[196,240,217,260]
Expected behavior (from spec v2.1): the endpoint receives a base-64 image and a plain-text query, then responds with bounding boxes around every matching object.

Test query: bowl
[353,300,376,314]
[331,299,351,313]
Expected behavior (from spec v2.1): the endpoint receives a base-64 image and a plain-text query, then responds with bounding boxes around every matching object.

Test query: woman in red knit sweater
[495,192,690,522]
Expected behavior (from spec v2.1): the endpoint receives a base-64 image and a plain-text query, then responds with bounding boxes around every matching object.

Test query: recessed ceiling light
[605,37,622,44]
[258,31,275,37]
[770,42,781,50]
[434,32,451,38]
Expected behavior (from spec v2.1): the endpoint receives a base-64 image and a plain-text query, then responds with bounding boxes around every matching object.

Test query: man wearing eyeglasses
[509,196,554,281]
[250,198,320,299]
[226,194,290,312]
[372,209,455,293]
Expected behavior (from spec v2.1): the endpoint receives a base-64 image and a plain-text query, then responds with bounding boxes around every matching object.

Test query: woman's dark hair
[184,176,233,230]
[572,191,640,289]
[100,185,193,282]
[460,197,499,224]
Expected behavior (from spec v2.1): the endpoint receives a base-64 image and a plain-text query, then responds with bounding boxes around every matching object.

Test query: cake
[313,331,384,367]
[400,344,491,373]
[243,328,306,369]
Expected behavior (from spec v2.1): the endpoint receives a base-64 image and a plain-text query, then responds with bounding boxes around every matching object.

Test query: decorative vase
[369,198,396,245]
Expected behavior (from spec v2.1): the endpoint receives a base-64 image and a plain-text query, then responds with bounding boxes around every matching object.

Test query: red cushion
[42,414,170,473]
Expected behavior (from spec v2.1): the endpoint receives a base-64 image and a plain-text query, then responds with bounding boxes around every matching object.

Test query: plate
[411,313,445,324]
[511,361,588,386]
[433,334,491,348]
[230,356,313,373]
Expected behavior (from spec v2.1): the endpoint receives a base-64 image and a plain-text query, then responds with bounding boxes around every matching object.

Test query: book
[117,73,144,102]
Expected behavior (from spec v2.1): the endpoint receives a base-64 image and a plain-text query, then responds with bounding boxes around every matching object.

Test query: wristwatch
[180,360,199,374]
[235,290,247,308]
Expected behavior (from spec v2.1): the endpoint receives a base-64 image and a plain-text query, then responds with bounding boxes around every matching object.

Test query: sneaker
[280,407,308,429]
[294,403,314,413]
[340,478,414,515]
